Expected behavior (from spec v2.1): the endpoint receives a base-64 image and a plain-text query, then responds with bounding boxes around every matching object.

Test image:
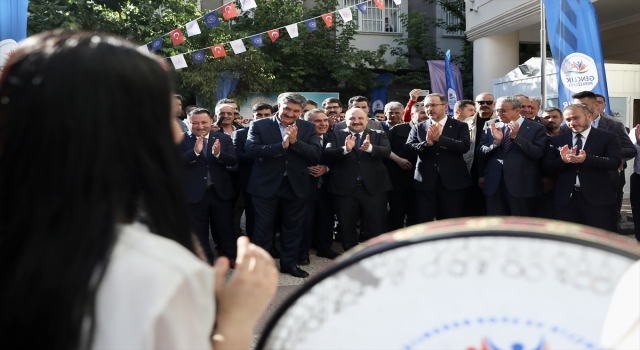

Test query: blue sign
[543,0,611,114]
[445,50,458,116]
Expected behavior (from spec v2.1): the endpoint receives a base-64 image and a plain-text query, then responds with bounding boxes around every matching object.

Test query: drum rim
[257,222,640,349]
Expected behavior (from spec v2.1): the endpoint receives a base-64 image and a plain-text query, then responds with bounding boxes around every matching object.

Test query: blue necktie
[202,137,208,159]
[575,134,583,155]
[354,133,361,154]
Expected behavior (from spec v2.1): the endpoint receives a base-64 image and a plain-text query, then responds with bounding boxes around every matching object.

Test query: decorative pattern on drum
[259,218,639,350]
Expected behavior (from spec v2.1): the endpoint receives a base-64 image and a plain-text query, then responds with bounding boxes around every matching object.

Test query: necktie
[319,136,323,147]
[354,133,361,154]
[202,137,208,159]
[503,126,512,151]
[575,133,583,155]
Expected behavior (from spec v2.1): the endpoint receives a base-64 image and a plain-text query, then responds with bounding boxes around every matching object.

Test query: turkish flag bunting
[170,28,185,46]
[321,13,333,27]
[267,29,280,42]
[373,0,385,10]
[222,2,239,20]
[211,44,227,58]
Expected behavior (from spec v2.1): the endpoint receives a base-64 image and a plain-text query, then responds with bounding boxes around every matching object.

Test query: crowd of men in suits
[174,89,638,278]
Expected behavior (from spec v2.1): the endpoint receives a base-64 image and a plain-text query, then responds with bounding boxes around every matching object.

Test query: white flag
[186,20,201,37]
[170,54,188,69]
[240,0,257,11]
[230,39,246,54]
[285,24,299,38]
[137,44,150,55]
[338,8,353,22]
[393,0,401,4]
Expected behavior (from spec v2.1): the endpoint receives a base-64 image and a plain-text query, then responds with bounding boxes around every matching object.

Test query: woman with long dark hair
[0,30,278,349]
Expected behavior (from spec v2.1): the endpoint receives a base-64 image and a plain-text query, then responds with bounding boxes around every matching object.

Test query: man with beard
[298,109,341,264]
[462,92,499,216]
[180,108,238,263]
[324,108,392,252]
[406,94,471,222]
[245,93,322,278]
[385,102,427,230]
[543,104,621,232]
[538,107,564,218]
[174,94,188,133]
[322,97,343,132]
[454,100,476,122]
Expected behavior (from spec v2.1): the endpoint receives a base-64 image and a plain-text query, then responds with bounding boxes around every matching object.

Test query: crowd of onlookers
[175,89,639,278]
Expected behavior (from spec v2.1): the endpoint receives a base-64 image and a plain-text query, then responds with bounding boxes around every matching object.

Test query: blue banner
[370,73,391,116]
[216,71,242,101]
[0,0,28,74]
[543,0,611,115]
[444,50,458,116]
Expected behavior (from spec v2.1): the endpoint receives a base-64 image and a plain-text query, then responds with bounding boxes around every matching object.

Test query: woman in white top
[0,30,278,350]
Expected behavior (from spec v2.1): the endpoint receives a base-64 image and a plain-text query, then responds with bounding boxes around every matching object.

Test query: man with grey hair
[245,92,322,278]
[478,95,546,217]
[530,97,542,122]
[543,104,621,232]
[382,101,403,131]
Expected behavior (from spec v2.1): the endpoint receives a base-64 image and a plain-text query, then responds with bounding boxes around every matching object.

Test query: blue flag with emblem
[370,73,391,117]
[249,34,264,47]
[191,50,206,65]
[150,37,163,52]
[543,0,611,114]
[304,19,318,32]
[444,50,458,117]
[0,0,29,74]
[356,2,367,14]
[204,11,220,28]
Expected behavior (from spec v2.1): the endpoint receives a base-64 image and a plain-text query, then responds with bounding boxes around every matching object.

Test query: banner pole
[540,0,547,110]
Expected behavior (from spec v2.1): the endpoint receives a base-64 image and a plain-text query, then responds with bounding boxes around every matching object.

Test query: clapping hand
[195,136,204,154]
[212,138,221,157]
[285,125,298,144]
[507,121,519,139]
[345,134,355,152]
[428,123,441,142]
[359,134,371,151]
[568,149,586,163]
[490,122,503,144]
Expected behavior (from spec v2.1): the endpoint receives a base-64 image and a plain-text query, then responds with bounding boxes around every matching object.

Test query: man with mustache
[245,93,322,278]
[324,108,392,252]
[322,97,343,132]
[538,107,564,219]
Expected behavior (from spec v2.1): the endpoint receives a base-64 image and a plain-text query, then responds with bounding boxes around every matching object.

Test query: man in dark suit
[384,102,427,230]
[573,91,636,225]
[543,104,622,232]
[324,108,392,252]
[478,96,547,216]
[245,93,322,278]
[232,103,272,240]
[405,93,471,222]
[298,109,340,265]
[179,108,238,263]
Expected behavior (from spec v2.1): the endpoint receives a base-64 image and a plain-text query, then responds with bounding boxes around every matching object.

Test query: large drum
[258,218,640,350]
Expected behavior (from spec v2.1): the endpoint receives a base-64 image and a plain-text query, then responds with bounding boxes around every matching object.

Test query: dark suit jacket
[384,123,416,190]
[180,132,237,203]
[232,127,252,192]
[307,134,332,200]
[596,114,635,160]
[324,128,392,195]
[543,127,621,206]
[245,114,322,198]
[405,118,471,191]
[478,118,547,197]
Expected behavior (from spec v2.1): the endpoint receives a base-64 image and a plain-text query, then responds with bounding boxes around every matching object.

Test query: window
[441,9,464,37]
[343,0,403,33]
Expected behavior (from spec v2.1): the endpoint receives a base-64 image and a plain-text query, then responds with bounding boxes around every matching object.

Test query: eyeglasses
[476,101,494,105]
[495,109,514,114]
[424,103,446,108]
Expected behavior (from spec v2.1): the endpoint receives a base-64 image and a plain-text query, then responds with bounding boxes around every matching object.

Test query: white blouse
[92,223,214,349]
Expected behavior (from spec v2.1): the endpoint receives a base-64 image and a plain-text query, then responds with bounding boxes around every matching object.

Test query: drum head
[258,218,640,350]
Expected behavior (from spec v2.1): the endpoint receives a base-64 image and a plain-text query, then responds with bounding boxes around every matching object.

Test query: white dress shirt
[572,126,591,187]
[342,131,373,154]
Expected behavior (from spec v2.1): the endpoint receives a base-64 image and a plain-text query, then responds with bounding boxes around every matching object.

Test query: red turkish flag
[211,44,227,58]
[170,28,185,46]
[372,0,385,10]
[222,2,238,20]
[321,13,333,27]
[267,29,279,42]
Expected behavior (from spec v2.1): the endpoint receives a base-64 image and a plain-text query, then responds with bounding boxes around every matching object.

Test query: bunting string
[140,0,393,69]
